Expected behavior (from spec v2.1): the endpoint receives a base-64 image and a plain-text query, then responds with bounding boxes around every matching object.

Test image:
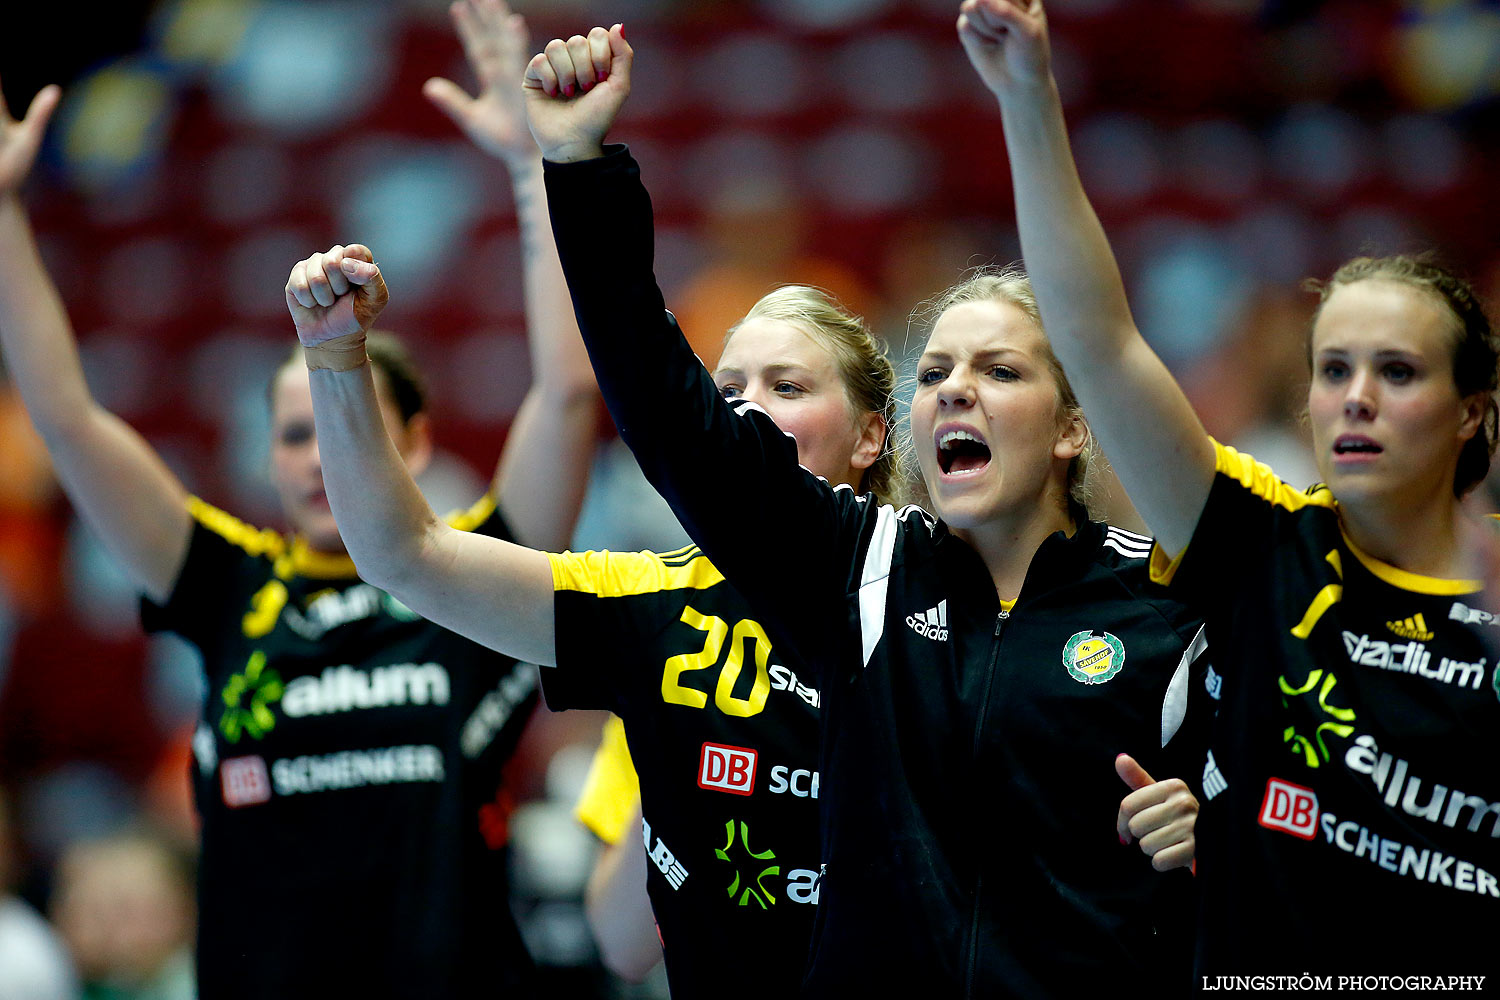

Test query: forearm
[585,821,661,983]
[997,79,1214,550]
[543,148,728,518]
[542,148,665,424]
[511,156,598,401]
[490,155,600,550]
[543,148,770,514]
[544,149,853,619]
[996,81,1136,366]
[307,363,444,587]
[0,195,99,433]
[0,194,189,600]
[308,361,559,664]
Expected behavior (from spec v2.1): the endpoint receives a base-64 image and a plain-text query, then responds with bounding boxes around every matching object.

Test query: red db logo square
[698,742,757,796]
[221,756,271,808]
[1258,777,1318,840]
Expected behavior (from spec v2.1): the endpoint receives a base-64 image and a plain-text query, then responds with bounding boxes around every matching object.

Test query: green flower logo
[715,819,779,909]
[219,650,284,743]
[1278,668,1355,768]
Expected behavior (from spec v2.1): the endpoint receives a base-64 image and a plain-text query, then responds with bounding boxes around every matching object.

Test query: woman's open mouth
[937,428,992,476]
[1332,434,1383,462]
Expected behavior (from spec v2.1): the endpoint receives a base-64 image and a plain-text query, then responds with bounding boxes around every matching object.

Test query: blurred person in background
[288,227,896,996]
[0,786,78,1000]
[0,0,600,994]
[49,830,193,1000]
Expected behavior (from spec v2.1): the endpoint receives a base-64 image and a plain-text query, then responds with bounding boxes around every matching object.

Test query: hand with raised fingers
[1115,753,1198,873]
[0,79,61,197]
[424,0,537,167]
[522,23,631,164]
[956,0,1051,98]
[285,244,389,348]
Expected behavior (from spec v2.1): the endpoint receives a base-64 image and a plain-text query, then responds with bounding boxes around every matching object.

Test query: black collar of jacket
[928,517,1112,612]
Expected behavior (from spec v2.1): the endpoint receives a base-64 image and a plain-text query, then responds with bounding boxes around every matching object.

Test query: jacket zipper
[965,609,1008,998]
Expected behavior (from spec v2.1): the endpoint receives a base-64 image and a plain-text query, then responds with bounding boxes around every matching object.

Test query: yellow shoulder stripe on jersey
[549,548,724,597]
[1341,533,1480,595]
[1214,440,1335,513]
[444,491,497,533]
[1151,440,1335,587]
[188,497,286,559]
[1149,446,1488,594]
[655,543,702,567]
[574,716,641,845]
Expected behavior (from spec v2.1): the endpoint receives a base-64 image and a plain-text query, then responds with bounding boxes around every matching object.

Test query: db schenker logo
[699,742,757,796]
[1258,777,1319,840]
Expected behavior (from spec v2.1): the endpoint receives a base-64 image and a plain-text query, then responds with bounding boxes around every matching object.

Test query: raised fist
[522,23,632,164]
[284,244,389,347]
[957,0,1052,98]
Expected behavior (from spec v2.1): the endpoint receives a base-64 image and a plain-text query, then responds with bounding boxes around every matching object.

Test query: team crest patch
[1063,630,1125,684]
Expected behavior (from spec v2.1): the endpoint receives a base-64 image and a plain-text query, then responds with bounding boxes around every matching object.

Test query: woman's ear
[1054,408,1088,462]
[1457,392,1490,445]
[851,410,887,472]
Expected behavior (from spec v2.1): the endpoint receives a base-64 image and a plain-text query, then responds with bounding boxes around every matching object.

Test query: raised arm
[959,0,1214,556]
[522,28,868,642]
[424,0,600,551]
[0,80,189,603]
[286,245,556,665]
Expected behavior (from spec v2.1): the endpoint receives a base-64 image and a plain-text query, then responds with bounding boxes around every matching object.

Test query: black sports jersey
[544,145,1206,996]
[1155,442,1500,977]
[545,545,821,999]
[141,496,538,999]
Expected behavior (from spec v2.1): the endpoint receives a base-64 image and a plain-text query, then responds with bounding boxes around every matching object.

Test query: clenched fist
[522,23,632,163]
[285,244,389,348]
